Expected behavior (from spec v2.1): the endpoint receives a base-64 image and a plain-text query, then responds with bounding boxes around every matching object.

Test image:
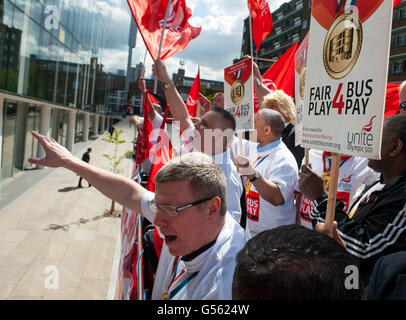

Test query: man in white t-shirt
[295,150,380,229]
[236,109,298,239]
[153,59,243,223]
[27,142,246,300]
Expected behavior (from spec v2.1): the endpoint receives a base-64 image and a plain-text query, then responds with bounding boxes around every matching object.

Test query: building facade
[0,0,128,182]
[172,68,224,102]
[389,0,406,82]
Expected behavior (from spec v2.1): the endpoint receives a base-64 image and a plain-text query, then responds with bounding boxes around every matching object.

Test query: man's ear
[390,138,404,157]
[206,196,221,222]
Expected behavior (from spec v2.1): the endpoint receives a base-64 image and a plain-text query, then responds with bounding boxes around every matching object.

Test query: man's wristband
[163,80,175,90]
[249,171,261,182]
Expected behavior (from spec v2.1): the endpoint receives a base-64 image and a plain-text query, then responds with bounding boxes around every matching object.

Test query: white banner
[224,58,255,131]
[301,0,393,159]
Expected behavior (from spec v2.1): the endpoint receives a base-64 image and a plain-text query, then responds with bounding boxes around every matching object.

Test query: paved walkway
[0,118,135,300]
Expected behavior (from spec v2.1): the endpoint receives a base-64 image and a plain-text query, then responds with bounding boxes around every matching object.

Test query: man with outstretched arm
[28,135,246,300]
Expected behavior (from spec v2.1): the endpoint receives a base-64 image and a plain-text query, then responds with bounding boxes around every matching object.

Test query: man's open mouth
[165,235,177,243]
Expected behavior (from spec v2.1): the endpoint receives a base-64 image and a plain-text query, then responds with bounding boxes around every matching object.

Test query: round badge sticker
[230,80,245,105]
[323,13,363,79]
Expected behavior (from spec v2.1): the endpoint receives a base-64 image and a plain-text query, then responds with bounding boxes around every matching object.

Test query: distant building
[389,0,406,82]
[172,68,224,102]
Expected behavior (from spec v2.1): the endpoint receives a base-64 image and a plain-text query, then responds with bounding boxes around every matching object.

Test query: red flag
[146,106,177,192]
[248,0,273,52]
[394,0,401,7]
[134,92,154,165]
[385,82,401,118]
[198,93,211,113]
[185,68,200,117]
[127,0,201,61]
[262,42,299,98]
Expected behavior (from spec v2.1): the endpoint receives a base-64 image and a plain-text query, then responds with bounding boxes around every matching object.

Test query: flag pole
[248,3,254,59]
[154,0,172,94]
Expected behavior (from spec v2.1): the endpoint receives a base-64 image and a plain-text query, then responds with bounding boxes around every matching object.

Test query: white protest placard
[294,32,310,147]
[301,0,393,159]
[224,58,255,131]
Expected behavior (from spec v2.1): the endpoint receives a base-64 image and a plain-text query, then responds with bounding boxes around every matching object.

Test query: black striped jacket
[310,173,406,278]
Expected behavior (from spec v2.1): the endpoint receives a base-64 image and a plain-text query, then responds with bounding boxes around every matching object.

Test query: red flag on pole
[127,0,201,61]
[146,106,177,192]
[185,68,201,117]
[262,42,299,98]
[134,92,154,166]
[248,0,273,52]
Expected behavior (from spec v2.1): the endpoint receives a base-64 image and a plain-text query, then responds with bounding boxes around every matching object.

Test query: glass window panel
[1,101,17,180]
[14,0,26,12]
[30,0,44,24]
[24,105,40,169]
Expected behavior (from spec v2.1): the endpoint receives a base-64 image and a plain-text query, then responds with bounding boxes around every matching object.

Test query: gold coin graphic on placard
[323,13,363,79]
[231,80,245,105]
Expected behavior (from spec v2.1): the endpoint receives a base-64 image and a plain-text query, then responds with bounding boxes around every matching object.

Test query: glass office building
[0,0,128,181]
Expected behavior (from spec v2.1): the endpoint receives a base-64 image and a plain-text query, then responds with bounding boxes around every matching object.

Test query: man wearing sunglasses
[399,80,406,115]
[28,141,246,300]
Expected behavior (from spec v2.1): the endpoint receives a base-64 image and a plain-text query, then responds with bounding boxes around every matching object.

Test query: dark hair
[210,106,236,131]
[87,148,92,152]
[384,115,406,155]
[232,225,365,300]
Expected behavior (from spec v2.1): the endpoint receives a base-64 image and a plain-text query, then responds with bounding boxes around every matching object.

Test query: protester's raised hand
[28,131,77,168]
[316,221,347,249]
[298,164,326,200]
[152,59,171,83]
[137,75,146,93]
[236,155,256,177]
[243,55,262,82]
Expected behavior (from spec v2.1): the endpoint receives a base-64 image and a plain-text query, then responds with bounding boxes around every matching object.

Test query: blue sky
[101,0,289,81]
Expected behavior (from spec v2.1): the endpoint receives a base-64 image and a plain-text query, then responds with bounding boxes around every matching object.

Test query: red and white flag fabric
[248,0,273,52]
[134,92,154,166]
[127,0,201,61]
[262,42,299,98]
[146,106,177,192]
[185,68,201,117]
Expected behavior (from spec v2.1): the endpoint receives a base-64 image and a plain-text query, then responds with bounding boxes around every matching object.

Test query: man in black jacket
[78,148,92,188]
[298,115,406,284]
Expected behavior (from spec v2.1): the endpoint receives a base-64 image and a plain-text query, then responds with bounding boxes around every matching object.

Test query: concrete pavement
[0,118,135,300]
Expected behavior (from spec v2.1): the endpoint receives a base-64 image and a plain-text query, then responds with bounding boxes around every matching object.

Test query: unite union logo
[346,115,376,154]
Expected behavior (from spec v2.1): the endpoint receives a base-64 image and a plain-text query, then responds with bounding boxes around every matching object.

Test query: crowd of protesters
[28,54,406,300]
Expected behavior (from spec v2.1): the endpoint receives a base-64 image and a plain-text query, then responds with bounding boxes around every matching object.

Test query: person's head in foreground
[232,225,365,300]
[151,152,227,256]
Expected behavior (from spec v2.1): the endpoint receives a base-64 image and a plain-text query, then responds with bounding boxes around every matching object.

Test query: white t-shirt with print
[244,139,298,240]
[140,191,246,300]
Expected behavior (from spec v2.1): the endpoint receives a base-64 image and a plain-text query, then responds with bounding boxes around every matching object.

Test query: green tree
[102,128,132,217]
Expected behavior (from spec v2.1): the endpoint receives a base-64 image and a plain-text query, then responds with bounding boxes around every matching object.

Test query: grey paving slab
[0,118,136,300]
